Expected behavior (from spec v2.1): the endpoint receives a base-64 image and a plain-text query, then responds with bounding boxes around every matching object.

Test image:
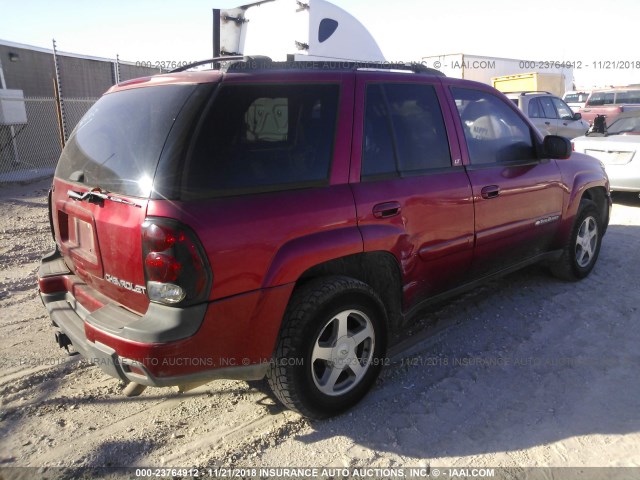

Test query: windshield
[56,84,196,197]
[607,115,640,134]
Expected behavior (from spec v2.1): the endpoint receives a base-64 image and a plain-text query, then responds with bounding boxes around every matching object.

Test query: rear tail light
[571,141,575,151]
[141,219,211,306]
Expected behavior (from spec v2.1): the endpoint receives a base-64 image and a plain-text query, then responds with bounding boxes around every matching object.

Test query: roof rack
[169,55,245,73]
[514,91,552,96]
[225,58,445,76]
[169,55,444,76]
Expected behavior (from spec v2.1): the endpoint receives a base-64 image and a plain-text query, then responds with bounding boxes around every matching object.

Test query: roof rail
[169,55,245,73]
[518,91,552,95]
[169,56,445,77]
[224,58,445,76]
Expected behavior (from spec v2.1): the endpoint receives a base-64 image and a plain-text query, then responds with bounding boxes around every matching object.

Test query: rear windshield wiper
[67,188,141,208]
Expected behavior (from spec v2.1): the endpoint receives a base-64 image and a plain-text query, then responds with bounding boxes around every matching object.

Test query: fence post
[114,54,121,84]
[52,39,67,147]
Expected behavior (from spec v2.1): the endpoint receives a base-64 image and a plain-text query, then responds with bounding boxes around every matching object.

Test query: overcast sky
[1,0,638,88]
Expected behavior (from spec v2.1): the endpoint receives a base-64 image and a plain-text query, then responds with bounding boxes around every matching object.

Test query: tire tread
[266,276,385,419]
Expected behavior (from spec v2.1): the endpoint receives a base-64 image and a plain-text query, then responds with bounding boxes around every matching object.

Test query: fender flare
[262,226,364,288]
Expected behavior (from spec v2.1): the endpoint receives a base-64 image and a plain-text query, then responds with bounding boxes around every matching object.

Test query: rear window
[56,85,196,197]
[183,83,339,198]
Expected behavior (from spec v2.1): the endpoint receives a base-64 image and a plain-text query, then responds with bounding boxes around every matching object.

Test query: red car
[38,58,611,418]
[580,87,640,125]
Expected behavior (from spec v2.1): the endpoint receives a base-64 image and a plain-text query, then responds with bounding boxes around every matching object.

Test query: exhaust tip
[55,331,71,349]
[54,331,78,356]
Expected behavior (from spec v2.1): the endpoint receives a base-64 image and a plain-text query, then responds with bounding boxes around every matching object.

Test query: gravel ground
[0,179,639,473]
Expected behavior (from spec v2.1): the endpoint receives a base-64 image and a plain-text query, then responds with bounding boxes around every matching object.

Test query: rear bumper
[38,251,293,387]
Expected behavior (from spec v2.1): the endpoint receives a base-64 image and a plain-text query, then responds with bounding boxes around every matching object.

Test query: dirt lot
[1,179,639,472]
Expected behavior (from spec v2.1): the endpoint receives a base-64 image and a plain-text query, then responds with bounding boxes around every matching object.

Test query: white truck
[422,53,574,93]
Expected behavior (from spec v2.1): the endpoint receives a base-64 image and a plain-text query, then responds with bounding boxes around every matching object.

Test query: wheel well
[581,187,609,231]
[297,252,404,332]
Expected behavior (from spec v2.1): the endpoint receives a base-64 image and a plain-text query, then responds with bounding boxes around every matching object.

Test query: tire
[550,200,602,281]
[266,276,387,419]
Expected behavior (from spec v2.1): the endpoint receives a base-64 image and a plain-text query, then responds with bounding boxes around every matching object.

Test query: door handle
[544,121,551,125]
[373,201,401,218]
[481,185,500,199]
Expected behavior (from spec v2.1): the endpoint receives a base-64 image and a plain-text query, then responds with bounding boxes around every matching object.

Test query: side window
[617,90,640,103]
[539,97,557,119]
[590,92,615,106]
[452,87,535,165]
[528,98,542,118]
[361,83,452,179]
[362,85,397,177]
[552,97,574,120]
[185,84,339,197]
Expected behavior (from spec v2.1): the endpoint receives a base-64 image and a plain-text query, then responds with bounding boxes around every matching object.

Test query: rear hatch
[51,83,199,314]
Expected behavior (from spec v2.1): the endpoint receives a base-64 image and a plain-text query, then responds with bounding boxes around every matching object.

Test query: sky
[1,0,639,89]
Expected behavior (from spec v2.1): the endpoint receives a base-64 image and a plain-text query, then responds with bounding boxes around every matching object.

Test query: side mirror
[573,112,582,121]
[542,135,572,160]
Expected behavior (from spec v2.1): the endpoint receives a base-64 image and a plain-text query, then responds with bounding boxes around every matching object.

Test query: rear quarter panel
[147,72,361,300]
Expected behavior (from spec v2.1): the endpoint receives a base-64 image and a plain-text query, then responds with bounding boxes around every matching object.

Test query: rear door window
[539,97,558,119]
[184,84,339,198]
[528,98,543,118]
[361,83,452,179]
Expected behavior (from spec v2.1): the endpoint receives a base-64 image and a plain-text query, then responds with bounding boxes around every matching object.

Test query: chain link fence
[0,97,98,182]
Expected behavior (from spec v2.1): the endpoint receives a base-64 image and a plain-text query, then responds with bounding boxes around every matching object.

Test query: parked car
[580,87,640,125]
[506,91,589,139]
[573,110,640,192]
[563,90,590,111]
[38,58,611,419]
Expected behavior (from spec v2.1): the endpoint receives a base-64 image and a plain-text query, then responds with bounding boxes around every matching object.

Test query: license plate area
[73,217,98,263]
[585,149,635,165]
[56,202,103,277]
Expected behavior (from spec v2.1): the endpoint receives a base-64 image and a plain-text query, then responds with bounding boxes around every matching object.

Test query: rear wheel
[551,200,602,281]
[267,276,387,419]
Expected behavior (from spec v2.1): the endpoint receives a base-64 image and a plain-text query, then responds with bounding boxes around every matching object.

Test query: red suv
[38,58,611,419]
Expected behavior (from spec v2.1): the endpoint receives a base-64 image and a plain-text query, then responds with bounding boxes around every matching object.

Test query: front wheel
[550,200,602,281]
[267,276,387,419]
